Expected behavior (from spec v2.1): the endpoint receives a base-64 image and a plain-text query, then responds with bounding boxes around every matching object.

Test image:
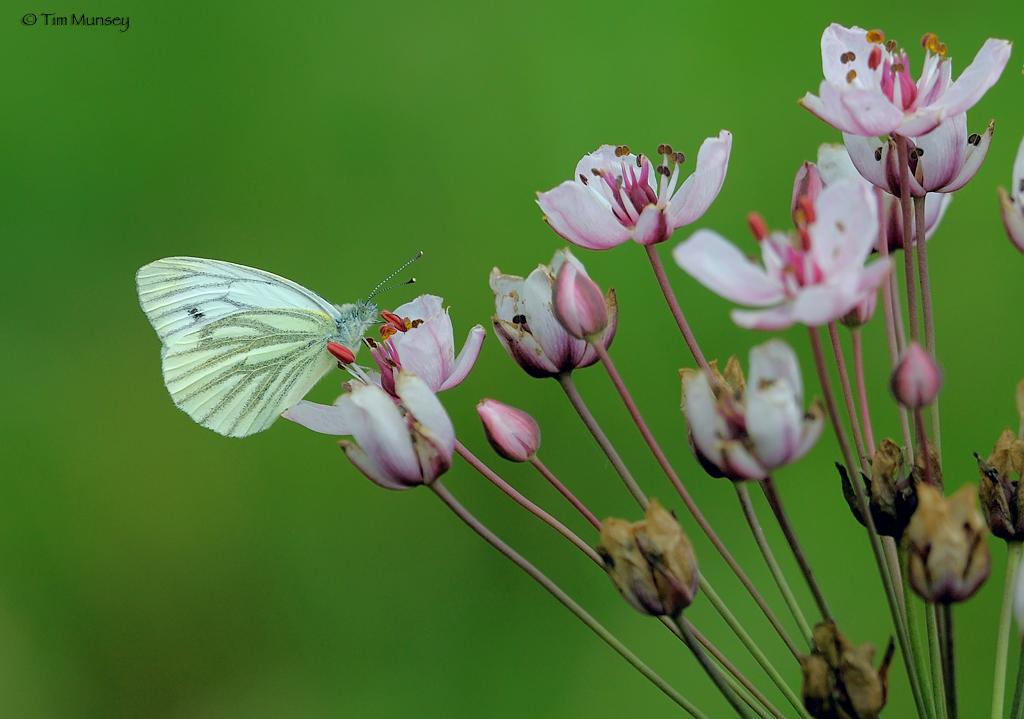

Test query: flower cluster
[145,18,1024,719]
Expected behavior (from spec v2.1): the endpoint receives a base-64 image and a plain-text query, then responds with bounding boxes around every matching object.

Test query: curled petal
[341,440,415,490]
[634,204,669,245]
[719,440,768,481]
[347,383,422,484]
[912,115,966,191]
[673,229,784,306]
[731,304,798,331]
[439,325,485,391]
[793,403,826,462]
[537,181,631,250]
[749,340,803,406]
[492,318,560,378]
[667,130,733,228]
[842,134,893,192]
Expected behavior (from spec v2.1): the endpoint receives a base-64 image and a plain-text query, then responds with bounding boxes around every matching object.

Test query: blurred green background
[2,1,1021,716]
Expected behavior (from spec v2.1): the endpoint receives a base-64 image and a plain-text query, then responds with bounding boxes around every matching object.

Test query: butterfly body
[137,257,378,438]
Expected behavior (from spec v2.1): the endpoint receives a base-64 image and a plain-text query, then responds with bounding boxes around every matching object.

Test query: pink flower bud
[477,399,541,462]
[890,342,942,408]
[553,262,609,339]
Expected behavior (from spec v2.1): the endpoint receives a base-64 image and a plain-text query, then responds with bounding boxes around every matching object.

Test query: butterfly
[136,255,418,438]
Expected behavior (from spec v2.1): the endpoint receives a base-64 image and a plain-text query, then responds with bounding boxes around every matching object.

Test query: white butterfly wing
[137,257,343,437]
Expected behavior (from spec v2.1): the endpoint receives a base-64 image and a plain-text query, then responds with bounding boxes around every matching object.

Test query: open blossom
[369,295,485,395]
[801,24,1010,137]
[998,136,1024,253]
[815,143,950,250]
[536,132,731,249]
[674,180,891,330]
[844,114,993,197]
[491,249,616,378]
[283,373,454,490]
[681,340,824,481]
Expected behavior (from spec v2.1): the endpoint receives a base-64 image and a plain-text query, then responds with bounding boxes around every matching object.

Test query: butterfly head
[334,300,380,351]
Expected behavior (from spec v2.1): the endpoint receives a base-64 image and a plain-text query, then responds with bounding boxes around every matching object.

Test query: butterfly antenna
[366,251,423,301]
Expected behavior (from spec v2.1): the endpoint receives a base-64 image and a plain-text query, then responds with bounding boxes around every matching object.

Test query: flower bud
[553,261,610,339]
[800,621,893,719]
[598,500,698,617]
[977,429,1024,541]
[839,439,918,538]
[906,484,990,603]
[476,399,541,463]
[890,342,942,409]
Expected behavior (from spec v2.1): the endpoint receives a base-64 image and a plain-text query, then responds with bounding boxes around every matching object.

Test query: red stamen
[867,46,882,70]
[747,212,769,241]
[327,342,356,365]
[381,311,407,332]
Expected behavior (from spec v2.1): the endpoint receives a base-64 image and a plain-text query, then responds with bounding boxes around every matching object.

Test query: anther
[327,342,356,365]
[938,42,947,56]
[868,46,882,70]
[671,151,686,164]
[410,319,424,329]
[885,39,897,53]
[656,165,670,176]
[512,314,527,324]
[591,168,602,176]
[874,146,884,162]
[914,148,925,158]
[921,33,942,54]
[635,154,643,167]
[846,69,857,83]
[380,325,398,341]
[657,143,673,155]
[614,145,630,157]
[865,29,885,44]
[892,63,905,73]
[840,51,856,64]
[968,133,982,146]
[579,174,589,185]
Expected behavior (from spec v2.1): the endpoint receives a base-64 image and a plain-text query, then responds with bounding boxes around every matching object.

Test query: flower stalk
[993,543,1023,719]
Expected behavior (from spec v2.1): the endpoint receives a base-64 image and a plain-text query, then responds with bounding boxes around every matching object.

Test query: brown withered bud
[598,500,698,617]
[800,621,894,719]
[976,429,1024,541]
[906,484,990,603]
[837,439,918,538]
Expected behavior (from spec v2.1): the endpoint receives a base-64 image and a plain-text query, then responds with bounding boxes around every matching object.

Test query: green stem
[430,481,708,718]
[1010,639,1024,719]
[941,604,956,719]
[901,551,937,719]
[808,327,930,719]
[676,619,755,718]
[928,605,948,719]
[735,482,813,644]
[700,578,811,719]
[994,544,1023,719]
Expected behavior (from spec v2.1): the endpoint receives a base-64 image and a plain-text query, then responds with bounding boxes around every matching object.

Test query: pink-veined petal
[820,24,876,84]
[843,134,893,192]
[492,318,560,378]
[749,340,804,405]
[682,371,724,468]
[913,114,966,191]
[439,324,485,391]
[634,204,669,245]
[940,119,993,193]
[672,229,785,306]
[283,398,352,435]
[792,404,825,462]
[731,303,798,331]
[930,38,1012,119]
[999,188,1024,253]
[347,384,422,483]
[390,312,453,392]
[396,372,455,465]
[810,180,878,273]
[666,130,733,228]
[719,441,768,481]
[745,381,803,470]
[537,181,632,250]
[341,440,416,490]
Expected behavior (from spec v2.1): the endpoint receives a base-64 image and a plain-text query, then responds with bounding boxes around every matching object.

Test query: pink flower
[477,399,541,463]
[553,260,610,339]
[681,340,824,481]
[369,295,485,395]
[891,342,942,408]
[801,24,1010,137]
[283,373,455,490]
[844,114,993,197]
[536,133,732,249]
[673,180,892,330]
[815,143,950,251]
[998,136,1024,254]
[490,250,617,378]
